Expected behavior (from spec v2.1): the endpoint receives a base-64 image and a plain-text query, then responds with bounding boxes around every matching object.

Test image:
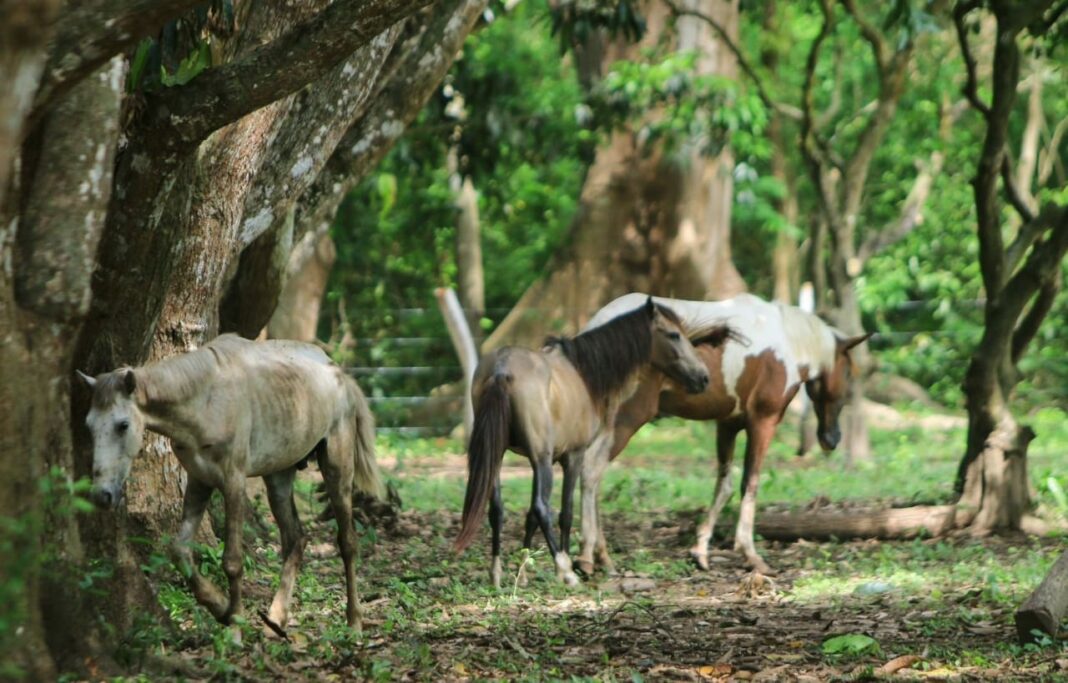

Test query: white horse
[79,334,384,632]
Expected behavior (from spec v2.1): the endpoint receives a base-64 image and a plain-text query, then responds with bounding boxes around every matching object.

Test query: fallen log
[1015,550,1068,644]
[750,505,964,541]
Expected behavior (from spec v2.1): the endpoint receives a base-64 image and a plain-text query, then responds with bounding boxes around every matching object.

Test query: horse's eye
[116,420,130,434]
[666,331,681,341]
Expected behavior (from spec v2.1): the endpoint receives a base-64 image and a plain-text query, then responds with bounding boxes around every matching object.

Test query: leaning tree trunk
[267,231,337,341]
[485,0,744,349]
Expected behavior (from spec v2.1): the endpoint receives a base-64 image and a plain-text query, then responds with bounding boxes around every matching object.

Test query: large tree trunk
[485,0,744,349]
[2,52,124,676]
[952,2,1068,533]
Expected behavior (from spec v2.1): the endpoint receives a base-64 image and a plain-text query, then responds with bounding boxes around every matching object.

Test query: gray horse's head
[77,368,145,509]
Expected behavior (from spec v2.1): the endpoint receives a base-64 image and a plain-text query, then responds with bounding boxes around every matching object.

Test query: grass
[102,404,1068,681]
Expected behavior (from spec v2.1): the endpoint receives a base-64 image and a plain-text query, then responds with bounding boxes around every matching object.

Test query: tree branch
[999,203,1068,328]
[30,0,205,118]
[1001,154,1037,224]
[800,0,840,178]
[663,0,802,120]
[954,0,990,118]
[294,0,488,240]
[1012,269,1060,365]
[143,0,432,151]
[840,0,889,71]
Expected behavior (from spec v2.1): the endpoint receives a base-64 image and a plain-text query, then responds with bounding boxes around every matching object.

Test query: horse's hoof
[491,557,503,590]
[749,559,776,576]
[689,549,710,571]
[560,571,580,586]
[575,560,595,576]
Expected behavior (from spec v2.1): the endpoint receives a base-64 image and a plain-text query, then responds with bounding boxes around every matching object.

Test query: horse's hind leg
[319,436,362,631]
[489,476,504,588]
[734,418,775,575]
[172,478,229,621]
[691,420,740,570]
[531,455,579,585]
[264,468,306,631]
[559,451,580,555]
[220,476,249,623]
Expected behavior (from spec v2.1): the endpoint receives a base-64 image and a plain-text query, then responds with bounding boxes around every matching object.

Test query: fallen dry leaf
[876,654,921,675]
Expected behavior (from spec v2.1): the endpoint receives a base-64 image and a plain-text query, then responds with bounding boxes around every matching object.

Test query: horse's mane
[546,303,682,402]
[775,302,838,370]
[138,334,250,404]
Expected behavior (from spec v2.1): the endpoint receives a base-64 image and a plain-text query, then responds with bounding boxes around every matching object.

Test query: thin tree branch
[800,0,842,177]
[1012,269,1060,364]
[1038,116,1068,186]
[954,0,991,118]
[1001,154,1037,224]
[840,0,889,71]
[30,0,205,118]
[814,46,845,130]
[143,0,432,152]
[999,203,1068,327]
[663,0,802,121]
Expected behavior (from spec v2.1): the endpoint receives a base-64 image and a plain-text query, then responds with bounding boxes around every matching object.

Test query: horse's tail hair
[347,376,386,500]
[454,374,511,553]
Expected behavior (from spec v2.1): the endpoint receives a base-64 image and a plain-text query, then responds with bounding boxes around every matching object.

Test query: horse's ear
[838,332,873,352]
[76,370,97,389]
[122,369,137,395]
[645,296,656,317]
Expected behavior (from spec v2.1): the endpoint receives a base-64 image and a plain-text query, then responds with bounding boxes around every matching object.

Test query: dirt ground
[148,494,1066,682]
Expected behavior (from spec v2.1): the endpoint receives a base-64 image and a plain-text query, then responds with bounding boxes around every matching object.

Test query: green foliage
[548,0,646,52]
[0,468,97,679]
[822,633,880,657]
[590,50,768,158]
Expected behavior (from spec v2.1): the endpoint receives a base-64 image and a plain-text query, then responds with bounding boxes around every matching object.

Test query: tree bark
[485,0,745,350]
[2,53,124,677]
[266,231,337,342]
[1015,550,1068,644]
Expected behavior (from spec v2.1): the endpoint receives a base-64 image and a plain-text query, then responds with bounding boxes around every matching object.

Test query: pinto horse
[453,297,736,587]
[78,335,384,632]
[576,293,869,575]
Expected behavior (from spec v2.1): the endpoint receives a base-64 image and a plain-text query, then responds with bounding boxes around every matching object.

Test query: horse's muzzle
[818,428,841,451]
[683,371,710,394]
[91,484,123,509]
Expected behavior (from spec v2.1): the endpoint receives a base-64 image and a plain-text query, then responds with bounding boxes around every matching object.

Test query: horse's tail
[347,376,386,500]
[454,374,511,553]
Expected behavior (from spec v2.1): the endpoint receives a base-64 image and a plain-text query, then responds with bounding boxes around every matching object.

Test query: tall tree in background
[0,0,487,676]
[953,0,1068,532]
[485,0,749,349]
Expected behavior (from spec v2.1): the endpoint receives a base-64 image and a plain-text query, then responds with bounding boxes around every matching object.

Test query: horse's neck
[135,353,219,445]
[777,304,835,379]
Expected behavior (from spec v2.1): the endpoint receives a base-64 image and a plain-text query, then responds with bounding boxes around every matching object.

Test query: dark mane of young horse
[546,303,680,403]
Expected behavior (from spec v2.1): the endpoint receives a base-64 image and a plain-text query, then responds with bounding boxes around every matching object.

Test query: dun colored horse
[79,335,384,632]
[453,297,736,587]
[576,293,869,575]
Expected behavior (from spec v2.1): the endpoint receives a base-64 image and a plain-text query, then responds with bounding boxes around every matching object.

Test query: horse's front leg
[172,478,229,621]
[220,476,247,623]
[735,418,775,575]
[576,434,612,577]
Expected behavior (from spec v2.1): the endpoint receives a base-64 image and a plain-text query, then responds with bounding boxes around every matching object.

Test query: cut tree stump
[1015,550,1068,644]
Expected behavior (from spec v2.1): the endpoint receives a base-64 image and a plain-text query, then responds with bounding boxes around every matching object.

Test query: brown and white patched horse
[576,293,869,575]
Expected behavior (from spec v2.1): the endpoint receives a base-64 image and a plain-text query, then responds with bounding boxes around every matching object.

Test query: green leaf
[822,633,879,656]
